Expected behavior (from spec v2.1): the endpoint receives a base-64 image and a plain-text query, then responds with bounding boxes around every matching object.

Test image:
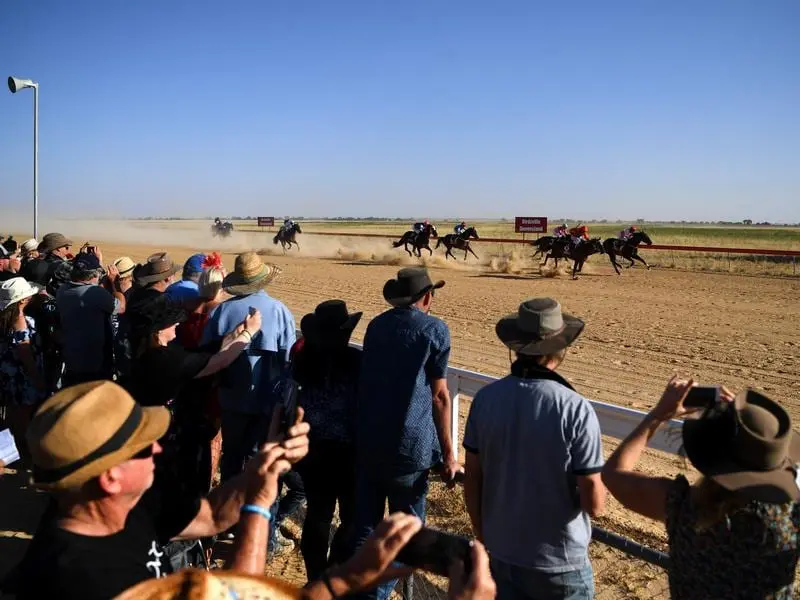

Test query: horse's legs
[467,245,479,260]
[632,254,649,270]
[425,245,433,256]
[607,251,622,275]
[446,247,455,260]
[541,254,549,267]
[572,260,582,279]
[404,243,413,258]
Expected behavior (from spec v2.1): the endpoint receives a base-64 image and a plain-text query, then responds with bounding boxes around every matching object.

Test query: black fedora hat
[300,300,362,346]
[496,298,584,356]
[682,389,800,503]
[128,294,188,338]
[382,267,445,308]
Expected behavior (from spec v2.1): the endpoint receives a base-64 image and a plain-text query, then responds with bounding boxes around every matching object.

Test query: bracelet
[321,570,339,600]
[240,503,272,520]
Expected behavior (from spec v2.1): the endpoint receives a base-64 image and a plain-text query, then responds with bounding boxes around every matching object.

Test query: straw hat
[222,252,281,296]
[135,252,181,285]
[113,256,137,278]
[0,278,43,311]
[27,381,170,490]
[113,569,301,600]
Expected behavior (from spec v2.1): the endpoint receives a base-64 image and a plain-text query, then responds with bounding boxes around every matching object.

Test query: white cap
[21,238,38,254]
[0,277,43,310]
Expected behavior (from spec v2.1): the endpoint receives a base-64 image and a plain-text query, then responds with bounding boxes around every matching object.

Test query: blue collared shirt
[356,306,451,474]
[202,290,296,414]
[165,279,200,301]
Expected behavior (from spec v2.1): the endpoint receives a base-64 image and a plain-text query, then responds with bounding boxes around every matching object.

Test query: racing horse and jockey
[602,228,653,274]
[436,224,480,260]
[540,237,605,280]
[273,220,302,252]
[393,222,438,257]
[531,222,575,259]
[210,217,234,238]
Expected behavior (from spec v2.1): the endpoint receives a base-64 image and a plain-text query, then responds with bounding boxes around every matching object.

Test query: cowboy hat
[496,298,584,356]
[300,300,362,346]
[382,267,445,307]
[135,252,181,285]
[113,569,301,600]
[128,294,188,338]
[0,277,42,311]
[37,232,73,254]
[27,381,170,490]
[113,256,137,278]
[683,389,800,503]
[222,252,281,296]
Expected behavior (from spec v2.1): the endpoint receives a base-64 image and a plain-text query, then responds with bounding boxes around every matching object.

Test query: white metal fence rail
[340,336,684,460]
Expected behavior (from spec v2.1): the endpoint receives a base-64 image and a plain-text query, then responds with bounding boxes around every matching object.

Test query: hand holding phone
[279,378,301,437]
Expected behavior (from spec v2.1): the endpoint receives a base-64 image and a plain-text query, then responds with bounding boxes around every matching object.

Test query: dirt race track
[2,227,799,598]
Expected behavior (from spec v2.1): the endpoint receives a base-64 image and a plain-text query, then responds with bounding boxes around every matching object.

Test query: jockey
[214,217,221,224]
[619,225,638,242]
[282,218,295,233]
[553,223,569,238]
[454,221,467,236]
[413,220,429,235]
[569,224,589,249]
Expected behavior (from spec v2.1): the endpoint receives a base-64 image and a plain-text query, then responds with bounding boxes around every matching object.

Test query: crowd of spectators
[0,231,798,600]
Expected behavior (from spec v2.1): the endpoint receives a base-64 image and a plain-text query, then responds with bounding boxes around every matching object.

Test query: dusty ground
[2,225,798,598]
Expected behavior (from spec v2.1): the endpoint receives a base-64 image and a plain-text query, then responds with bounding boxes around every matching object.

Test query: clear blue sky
[1,1,798,222]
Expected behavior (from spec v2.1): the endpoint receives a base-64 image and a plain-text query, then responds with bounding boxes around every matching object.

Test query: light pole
[8,76,39,239]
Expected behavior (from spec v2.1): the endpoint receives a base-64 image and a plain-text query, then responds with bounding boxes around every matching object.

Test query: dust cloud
[2,215,578,277]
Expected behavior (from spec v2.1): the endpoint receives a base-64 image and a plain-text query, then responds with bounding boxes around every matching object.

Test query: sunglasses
[131,444,155,460]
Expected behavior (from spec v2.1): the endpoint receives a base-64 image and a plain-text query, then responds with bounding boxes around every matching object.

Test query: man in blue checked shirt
[202,252,295,483]
[352,267,463,600]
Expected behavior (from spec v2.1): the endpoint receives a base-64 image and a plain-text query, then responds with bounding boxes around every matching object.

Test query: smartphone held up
[683,385,721,409]
[395,527,474,577]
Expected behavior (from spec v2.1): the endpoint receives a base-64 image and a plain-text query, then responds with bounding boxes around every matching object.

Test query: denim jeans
[491,558,594,600]
[268,469,306,553]
[350,469,430,600]
[219,410,272,482]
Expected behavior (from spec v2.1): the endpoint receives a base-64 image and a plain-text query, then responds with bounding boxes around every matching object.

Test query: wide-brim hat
[683,389,800,503]
[37,232,73,254]
[496,298,584,356]
[27,381,170,491]
[135,252,181,285]
[222,251,281,296]
[300,300,362,346]
[113,569,301,600]
[383,267,445,307]
[0,277,43,311]
[128,294,188,337]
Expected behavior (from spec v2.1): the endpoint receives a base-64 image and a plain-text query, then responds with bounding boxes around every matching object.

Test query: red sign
[514,217,548,233]
[257,217,275,227]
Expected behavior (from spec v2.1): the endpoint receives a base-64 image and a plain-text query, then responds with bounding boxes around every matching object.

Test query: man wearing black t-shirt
[1,380,309,600]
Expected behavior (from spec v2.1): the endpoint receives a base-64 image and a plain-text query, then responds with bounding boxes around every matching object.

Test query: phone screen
[684,385,720,409]
[395,527,473,577]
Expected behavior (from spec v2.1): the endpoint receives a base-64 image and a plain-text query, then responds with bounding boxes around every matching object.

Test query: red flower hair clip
[203,252,222,269]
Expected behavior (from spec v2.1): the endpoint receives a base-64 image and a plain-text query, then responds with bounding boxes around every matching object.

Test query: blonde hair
[199,266,224,300]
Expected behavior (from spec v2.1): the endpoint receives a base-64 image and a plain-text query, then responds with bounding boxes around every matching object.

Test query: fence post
[447,371,461,462]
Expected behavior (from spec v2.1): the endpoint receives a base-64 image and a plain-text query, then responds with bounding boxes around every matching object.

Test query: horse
[436,227,480,260]
[273,223,302,252]
[531,235,571,259]
[210,221,234,238]
[602,231,653,274]
[392,224,438,257]
[541,237,605,279]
